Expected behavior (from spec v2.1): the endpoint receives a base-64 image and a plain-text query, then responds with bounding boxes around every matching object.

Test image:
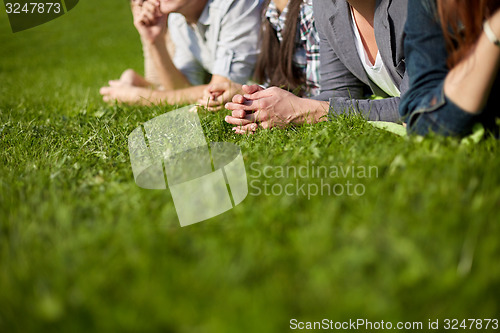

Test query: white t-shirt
[350,10,400,97]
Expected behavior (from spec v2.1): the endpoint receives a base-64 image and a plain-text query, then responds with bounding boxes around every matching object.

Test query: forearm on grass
[146,36,191,91]
[135,85,209,105]
[329,96,402,123]
[142,36,162,86]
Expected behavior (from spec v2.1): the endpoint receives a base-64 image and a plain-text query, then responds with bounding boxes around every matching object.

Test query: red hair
[437,0,500,67]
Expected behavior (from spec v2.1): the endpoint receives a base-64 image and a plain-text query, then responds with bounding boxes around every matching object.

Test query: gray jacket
[312,0,408,122]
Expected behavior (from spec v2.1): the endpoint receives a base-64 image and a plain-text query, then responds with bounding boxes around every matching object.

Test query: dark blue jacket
[399,0,500,135]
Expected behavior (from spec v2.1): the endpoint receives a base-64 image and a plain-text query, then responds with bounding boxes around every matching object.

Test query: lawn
[1,2,500,332]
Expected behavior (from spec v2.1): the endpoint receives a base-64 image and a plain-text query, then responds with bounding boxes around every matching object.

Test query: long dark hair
[437,0,500,68]
[254,0,305,95]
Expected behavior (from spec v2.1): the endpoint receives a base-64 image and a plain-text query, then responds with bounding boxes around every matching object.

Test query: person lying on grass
[225,0,408,134]
[100,0,262,105]
[399,0,500,137]
[198,0,321,111]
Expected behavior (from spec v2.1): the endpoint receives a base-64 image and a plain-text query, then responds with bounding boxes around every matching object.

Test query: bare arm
[142,32,174,86]
[147,85,209,105]
[444,10,500,113]
[134,1,191,90]
[145,33,191,90]
[137,75,232,105]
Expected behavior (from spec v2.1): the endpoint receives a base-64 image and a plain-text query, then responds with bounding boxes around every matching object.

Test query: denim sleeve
[399,0,467,126]
[211,0,261,84]
[406,80,481,136]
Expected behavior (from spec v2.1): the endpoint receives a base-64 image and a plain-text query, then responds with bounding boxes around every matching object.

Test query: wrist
[142,33,166,49]
[304,99,329,123]
[153,34,167,48]
[484,19,500,47]
[294,99,329,124]
[489,10,500,36]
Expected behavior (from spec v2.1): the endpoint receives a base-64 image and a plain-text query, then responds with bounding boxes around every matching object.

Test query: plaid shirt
[265,0,321,97]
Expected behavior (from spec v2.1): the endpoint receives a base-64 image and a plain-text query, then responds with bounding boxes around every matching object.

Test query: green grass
[1,2,500,332]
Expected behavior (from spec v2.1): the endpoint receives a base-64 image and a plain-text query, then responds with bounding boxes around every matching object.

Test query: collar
[266,0,289,35]
[197,0,212,26]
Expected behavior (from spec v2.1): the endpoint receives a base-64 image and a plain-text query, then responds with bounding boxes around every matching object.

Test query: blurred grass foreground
[1,1,500,332]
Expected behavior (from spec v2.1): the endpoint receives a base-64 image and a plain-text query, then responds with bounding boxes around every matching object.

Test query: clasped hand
[132,0,167,44]
[224,85,321,134]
